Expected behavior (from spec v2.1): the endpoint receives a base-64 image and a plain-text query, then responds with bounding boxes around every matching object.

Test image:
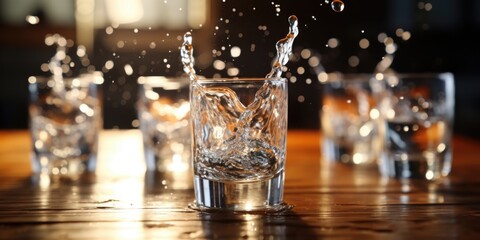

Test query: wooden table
[1,130,480,239]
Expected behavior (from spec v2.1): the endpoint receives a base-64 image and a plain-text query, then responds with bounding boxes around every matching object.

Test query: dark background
[1,0,479,137]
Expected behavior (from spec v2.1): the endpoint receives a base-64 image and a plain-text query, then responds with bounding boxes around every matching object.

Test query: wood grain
[1,130,480,239]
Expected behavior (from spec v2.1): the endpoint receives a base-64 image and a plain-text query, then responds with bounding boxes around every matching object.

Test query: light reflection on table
[1,130,480,239]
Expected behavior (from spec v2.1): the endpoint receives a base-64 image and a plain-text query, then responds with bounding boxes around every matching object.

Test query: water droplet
[25,15,39,25]
[297,95,305,103]
[131,119,140,128]
[76,45,86,57]
[359,38,370,49]
[117,41,125,48]
[425,3,433,11]
[105,60,114,70]
[297,67,305,75]
[230,46,241,58]
[124,64,133,75]
[300,49,311,59]
[213,60,226,70]
[331,0,345,12]
[227,67,239,76]
[105,26,114,35]
[327,38,339,48]
[348,56,360,67]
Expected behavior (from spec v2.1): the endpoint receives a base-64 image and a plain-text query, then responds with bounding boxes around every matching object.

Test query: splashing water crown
[182,15,299,81]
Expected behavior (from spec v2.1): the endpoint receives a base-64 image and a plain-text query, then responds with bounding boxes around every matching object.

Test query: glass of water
[189,77,289,212]
[137,76,192,189]
[28,73,102,179]
[378,73,455,180]
[320,73,384,166]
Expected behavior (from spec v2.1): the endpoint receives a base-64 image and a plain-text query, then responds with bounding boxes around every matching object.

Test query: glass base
[190,171,292,213]
[322,138,378,166]
[31,154,96,180]
[379,151,451,180]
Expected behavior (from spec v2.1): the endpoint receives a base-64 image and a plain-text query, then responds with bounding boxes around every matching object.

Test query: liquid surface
[191,79,287,181]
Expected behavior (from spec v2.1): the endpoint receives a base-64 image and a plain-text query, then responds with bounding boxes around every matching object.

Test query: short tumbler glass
[137,76,192,189]
[190,78,289,212]
[320,74,383,166]
[28,75,102,179]
[379,73,455,180]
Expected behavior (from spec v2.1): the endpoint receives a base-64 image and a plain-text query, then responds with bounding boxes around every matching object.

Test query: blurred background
[1,0,479,137]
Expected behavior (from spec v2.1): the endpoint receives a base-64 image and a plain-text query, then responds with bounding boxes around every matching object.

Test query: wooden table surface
[1,130,480,239]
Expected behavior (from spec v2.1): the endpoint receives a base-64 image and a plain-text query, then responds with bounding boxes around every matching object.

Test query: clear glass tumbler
[28,74,102,179]
[190,78,289,212]
[378,73,455,180]
[137,76,192,189]
[320,73,384,166]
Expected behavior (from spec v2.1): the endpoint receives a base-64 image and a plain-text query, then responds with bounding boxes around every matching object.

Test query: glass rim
[137,76,189,84]
[319,72,454,84]
[319,72,375,84]
[193,77,287,84]
[28,72,104,85]
[383,72,454,79]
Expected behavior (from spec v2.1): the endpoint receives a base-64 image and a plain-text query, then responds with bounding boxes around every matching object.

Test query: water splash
[266,15,299,78]
[374,34,398,74]
[182,15,299,80]
[181,32,198,81]
[45,34,68,96]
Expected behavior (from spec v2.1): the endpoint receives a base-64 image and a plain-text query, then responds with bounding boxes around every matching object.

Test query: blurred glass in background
[0,0,479,138]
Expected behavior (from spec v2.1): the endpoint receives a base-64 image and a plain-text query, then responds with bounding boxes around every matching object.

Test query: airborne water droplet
[331,0,345,12]
[26,15,40,25]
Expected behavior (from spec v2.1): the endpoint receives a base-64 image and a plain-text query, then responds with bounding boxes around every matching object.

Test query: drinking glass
[320,73,383,166]
[190,78,289,212]
[137,76,192,189]
[28,74,102,179]
[378,73,455,180]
